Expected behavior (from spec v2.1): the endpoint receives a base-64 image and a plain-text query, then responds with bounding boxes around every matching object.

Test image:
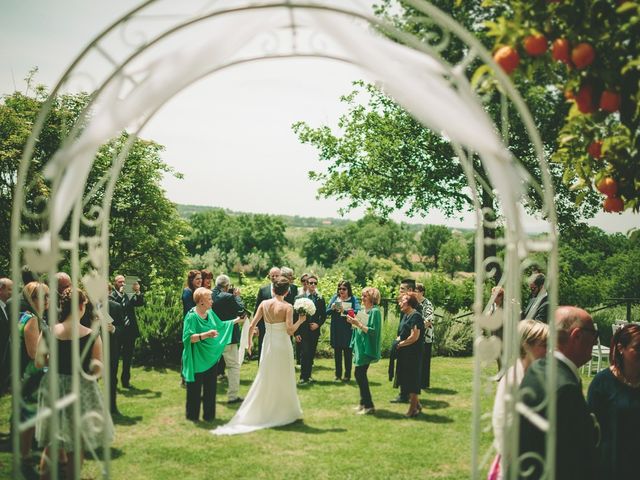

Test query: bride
[212,276,307,435]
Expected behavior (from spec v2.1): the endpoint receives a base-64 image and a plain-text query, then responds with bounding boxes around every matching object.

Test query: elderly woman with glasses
[588,323,640,479]
[327,280,360,382]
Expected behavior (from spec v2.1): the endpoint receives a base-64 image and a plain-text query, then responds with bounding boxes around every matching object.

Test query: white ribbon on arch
[43,2,525,237]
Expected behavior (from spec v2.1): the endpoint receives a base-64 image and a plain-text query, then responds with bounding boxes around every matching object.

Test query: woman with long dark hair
[588,323,640,479]
[182,270,202,317]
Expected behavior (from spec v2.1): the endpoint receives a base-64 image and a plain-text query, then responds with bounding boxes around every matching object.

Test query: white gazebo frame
[9,1,559,479]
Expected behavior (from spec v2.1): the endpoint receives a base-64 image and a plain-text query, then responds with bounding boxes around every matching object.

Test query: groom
[254,267,281,360]
[295,274,326,384]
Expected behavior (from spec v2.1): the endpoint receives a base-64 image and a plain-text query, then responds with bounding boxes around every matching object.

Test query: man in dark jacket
[517,306,599,479]
[109,275,144,388]
[295,274,326,384]
[212,274,246,403]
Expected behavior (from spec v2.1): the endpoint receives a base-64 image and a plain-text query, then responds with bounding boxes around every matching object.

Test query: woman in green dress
[347,287,382,415]
[182,287,241,421]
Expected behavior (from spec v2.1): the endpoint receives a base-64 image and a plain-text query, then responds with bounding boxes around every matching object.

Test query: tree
[0,84,188,285]
[484,0,640,212]
[292,1,601,250]
[301,227,346,268]
[418,224,452,268]
[185,209,288,269]
[439,236,470,278]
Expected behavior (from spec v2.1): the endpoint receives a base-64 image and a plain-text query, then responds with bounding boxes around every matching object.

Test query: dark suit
[0,301,10,394]
[107,300,125,412]
[522,293,549,322]
[517,356,597,480]
[255,284,273,360]
[109,290,144,387]
[295,293,326,381]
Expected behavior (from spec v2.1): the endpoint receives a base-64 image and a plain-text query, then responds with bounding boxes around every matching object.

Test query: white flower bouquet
[293,297,316,316]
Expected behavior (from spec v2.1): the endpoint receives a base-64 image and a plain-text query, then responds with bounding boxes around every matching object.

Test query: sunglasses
[308,281,317,285]
[338,287,348,291]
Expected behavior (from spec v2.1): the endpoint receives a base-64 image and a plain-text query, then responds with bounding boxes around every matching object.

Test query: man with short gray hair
[522,273,549,322]
[212,274,246,403]
[517,306,598,479]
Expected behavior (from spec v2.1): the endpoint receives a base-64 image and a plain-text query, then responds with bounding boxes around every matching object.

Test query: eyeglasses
[338,287,347,291]
[308,281,317,285]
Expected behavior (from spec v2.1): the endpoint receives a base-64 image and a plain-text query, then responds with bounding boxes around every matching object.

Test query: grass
[0,357,490,479]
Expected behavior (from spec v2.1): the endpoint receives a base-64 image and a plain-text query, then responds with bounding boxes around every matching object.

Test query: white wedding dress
[211,309,302,435]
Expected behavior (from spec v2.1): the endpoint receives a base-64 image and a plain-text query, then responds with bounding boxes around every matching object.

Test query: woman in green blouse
[347,287,382,415]
[182,287,241,421]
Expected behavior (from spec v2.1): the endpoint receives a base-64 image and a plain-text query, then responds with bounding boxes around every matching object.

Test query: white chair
[583,323,610,376]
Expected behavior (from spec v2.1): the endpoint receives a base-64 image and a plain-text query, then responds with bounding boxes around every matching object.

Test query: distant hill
[175,204,459,233]
[176,204,354,229]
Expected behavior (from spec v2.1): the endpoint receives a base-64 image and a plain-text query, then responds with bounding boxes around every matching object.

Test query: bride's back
[262,298,291,324]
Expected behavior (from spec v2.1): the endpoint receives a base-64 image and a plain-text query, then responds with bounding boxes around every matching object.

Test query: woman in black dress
[394,292,425,417]
[587,323,640,479]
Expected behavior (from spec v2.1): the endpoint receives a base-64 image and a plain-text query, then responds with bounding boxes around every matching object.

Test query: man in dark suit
[106,290,126,414]
[254,267,281,360]
[212,274,246,403]
[521,273,549,322]
[295,274,326,384]
[109,274,144,388]
[0,277,13,395]
[517,306,599,480]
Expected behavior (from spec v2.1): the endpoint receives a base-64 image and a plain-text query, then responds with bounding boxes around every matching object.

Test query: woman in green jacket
[182,287,241,421]
[347,287,382,415]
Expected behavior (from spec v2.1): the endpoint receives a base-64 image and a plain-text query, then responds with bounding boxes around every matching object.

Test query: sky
[1,0,638,234]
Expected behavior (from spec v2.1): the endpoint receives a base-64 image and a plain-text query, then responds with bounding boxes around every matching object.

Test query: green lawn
[1,357,490,479]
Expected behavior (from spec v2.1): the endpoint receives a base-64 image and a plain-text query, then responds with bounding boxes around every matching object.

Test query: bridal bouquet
[293,297,316,316]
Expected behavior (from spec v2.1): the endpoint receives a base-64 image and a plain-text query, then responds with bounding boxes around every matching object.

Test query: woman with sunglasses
[327,280,360,382]
[588,323,640,479]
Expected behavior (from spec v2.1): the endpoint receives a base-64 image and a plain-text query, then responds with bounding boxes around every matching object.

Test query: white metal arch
[10,1,558,478]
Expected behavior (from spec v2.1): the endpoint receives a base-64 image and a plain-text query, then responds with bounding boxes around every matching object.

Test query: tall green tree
[418,224,453,269]
[439,235,471,278]
[0,84,188,285]
[292,1,600,268]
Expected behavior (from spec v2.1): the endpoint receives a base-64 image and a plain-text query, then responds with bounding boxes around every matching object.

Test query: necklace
[611,366,640,388]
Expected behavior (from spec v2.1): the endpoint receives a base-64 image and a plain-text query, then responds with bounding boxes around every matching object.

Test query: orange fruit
[523,34,548,56]
[603,196,624,212]
[494,46,520,75]
[571,43,595,69]
[587,141,603,159]
[599,91,621,112]
[596,177,618,197]
[552,38,571,64]
[575,84,596,114]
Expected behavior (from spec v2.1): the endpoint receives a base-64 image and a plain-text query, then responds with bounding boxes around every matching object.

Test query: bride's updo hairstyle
[273,276,290,296]
[59,287,88,320]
